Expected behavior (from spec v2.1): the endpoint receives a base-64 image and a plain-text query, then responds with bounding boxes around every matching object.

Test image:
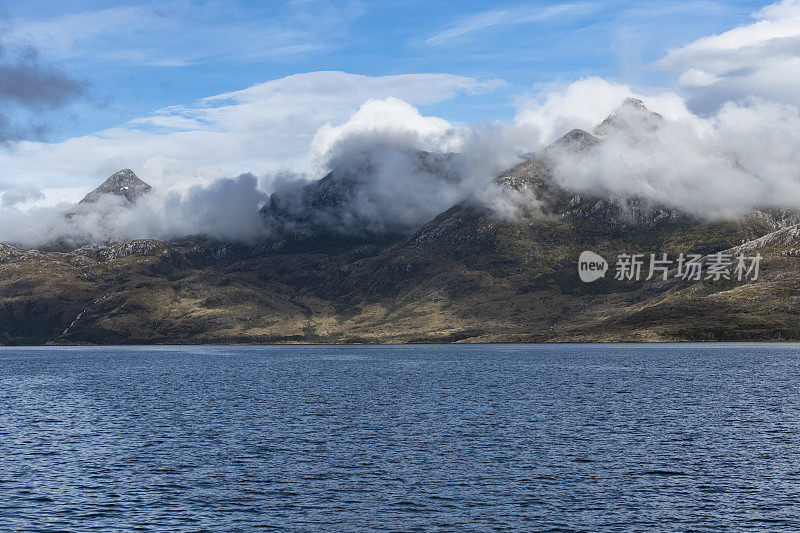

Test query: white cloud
[656,0,800,108]
[545,95,800,219]
[512,76,800,219]
[0,173,270,246]
[0,184,44,208]
[7,71,800,245]
[425,2,598,46]
[677,68,720,87]
[264,96,540,236]
[12,0,364,66]
[0,71,498,203]
[310,97,456,161]
[7,1,800,246]
[514,77,692,144]
[0,95,537,246]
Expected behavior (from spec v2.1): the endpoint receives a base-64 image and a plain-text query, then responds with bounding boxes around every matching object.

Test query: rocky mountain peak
[550,129,600,152]
[622,97,647,109]
[594,98,663,137]
[79,169,152,204]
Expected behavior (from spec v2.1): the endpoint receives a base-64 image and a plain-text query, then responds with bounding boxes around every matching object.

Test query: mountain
[1,102,799,345]
[262,149,457,239]
[594,97,663,137]
[79,169,152,204]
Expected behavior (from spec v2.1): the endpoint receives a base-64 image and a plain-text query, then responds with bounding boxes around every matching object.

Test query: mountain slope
[1,102,799,345]
[1,203,798,345]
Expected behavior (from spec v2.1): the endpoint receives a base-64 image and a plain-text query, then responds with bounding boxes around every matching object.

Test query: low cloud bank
[0,95,540,247]
[4,1,800,247]
[536,79,800,219]
[262,97,538,237]
[4,81,800,247]
[0,174,268,247]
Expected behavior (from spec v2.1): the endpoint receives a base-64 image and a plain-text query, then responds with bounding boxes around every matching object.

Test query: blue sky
[2,0,769,139]
[3,0,800,207]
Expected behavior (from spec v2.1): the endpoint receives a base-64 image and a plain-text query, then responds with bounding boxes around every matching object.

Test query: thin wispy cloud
[425,2,598,46]
[12,0,364,67]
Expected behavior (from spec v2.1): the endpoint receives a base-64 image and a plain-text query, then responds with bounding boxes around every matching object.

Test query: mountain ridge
[1,100,799,344]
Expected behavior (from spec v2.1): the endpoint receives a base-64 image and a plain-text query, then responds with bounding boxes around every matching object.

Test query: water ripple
[1,344,800,531]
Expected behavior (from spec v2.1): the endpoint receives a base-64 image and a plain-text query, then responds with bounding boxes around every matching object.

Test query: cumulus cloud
[310,97,456,161]
[0,72,514,247]
[0,71,499,198]
[0,95,536,247]
[515,77,692,144]
[7,75,800,247]
[297,75,800,229]
[5,0,800,247]
[264,97,540,236]
[506,0,800,219]
[656,0,800,110]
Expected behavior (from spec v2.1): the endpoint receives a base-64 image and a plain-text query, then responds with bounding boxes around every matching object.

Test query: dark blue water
[2,344,800,531]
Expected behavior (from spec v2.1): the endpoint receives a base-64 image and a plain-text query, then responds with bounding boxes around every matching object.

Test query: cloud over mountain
[5,77,800,246]
[0,71,500,198]
[545,95,800,219]
[2,1,800,246]
[0,172,268,247]
[656,0,800,110]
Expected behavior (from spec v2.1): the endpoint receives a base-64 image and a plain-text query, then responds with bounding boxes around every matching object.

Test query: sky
[0,0,797,208]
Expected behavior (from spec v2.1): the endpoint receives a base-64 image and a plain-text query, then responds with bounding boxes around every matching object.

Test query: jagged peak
[79,169,152,204]
[622,97,646,109]
[594,98,663,137]
[551,129,601,151]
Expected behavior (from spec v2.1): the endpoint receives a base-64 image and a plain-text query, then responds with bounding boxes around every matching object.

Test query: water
[2,344,800,531]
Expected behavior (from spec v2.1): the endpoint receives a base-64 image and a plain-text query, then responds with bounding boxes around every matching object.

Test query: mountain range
[1,99,799,345]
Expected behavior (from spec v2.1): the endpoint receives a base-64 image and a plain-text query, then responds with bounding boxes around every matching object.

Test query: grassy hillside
[1,200,798,345]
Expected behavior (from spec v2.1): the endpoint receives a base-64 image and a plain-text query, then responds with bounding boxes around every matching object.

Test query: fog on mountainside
[2,95,800,248]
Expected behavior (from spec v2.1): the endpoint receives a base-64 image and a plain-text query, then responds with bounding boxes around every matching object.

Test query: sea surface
[2,344,800,531]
